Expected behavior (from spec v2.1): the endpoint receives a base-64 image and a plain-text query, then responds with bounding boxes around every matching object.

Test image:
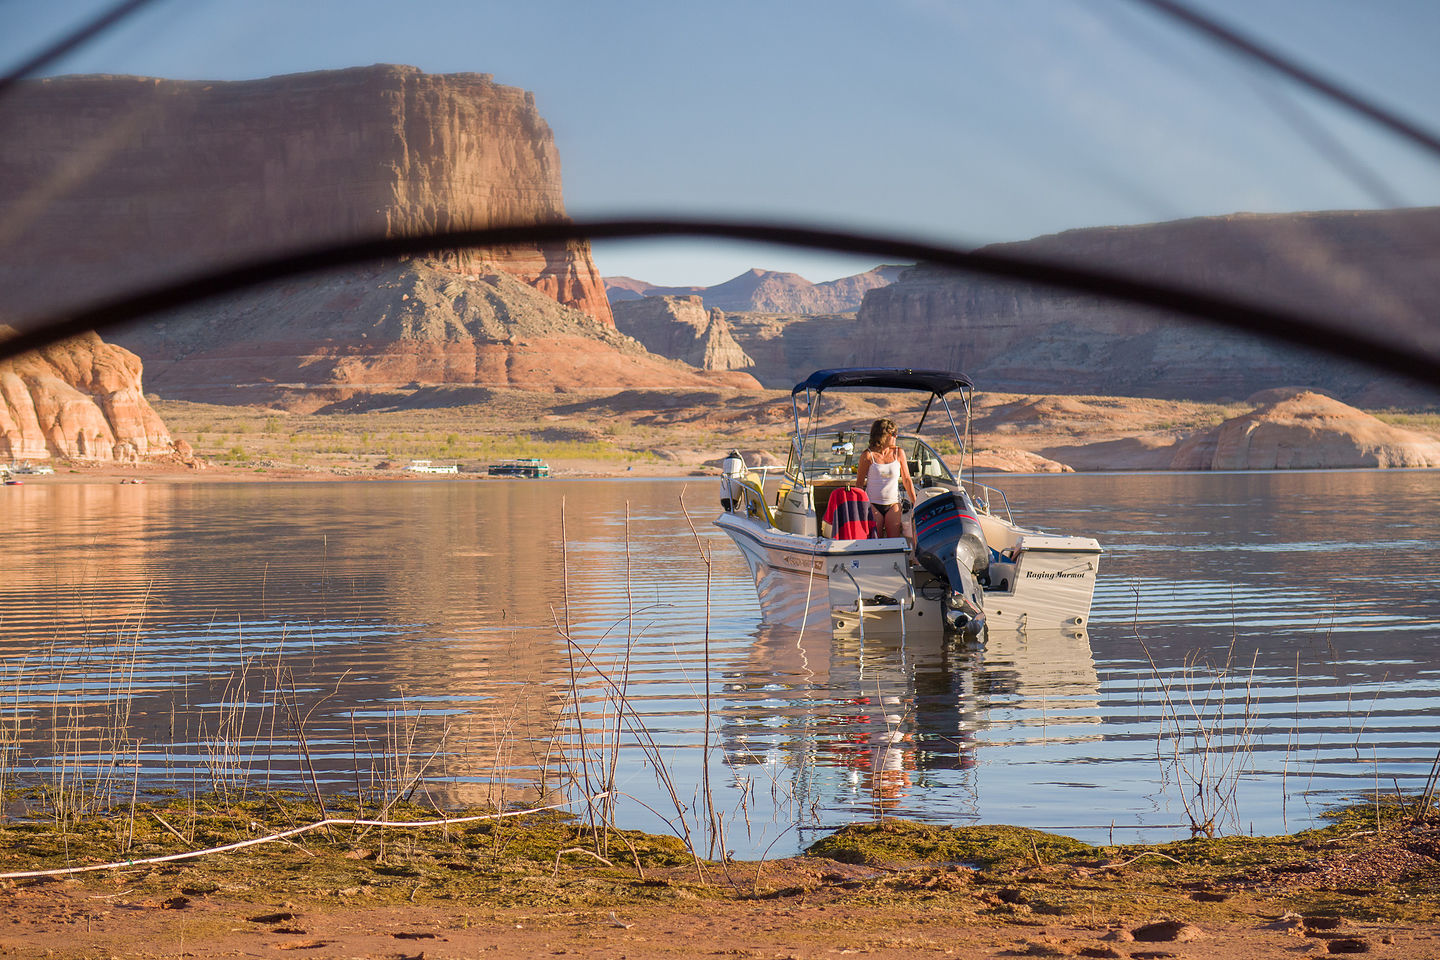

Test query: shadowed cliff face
[853,208,1440,401]
[0,328,175,462]
[0,64,611,328]
[611,296,754,372]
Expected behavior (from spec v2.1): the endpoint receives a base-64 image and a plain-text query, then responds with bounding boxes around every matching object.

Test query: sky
[6,0,1440,286]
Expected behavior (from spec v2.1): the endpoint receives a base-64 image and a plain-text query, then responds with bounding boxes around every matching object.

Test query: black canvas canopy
[791,368,974,397]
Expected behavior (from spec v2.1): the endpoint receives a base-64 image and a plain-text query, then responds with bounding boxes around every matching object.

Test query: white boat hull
[980,534,1102,630]
[716,513,1101,636]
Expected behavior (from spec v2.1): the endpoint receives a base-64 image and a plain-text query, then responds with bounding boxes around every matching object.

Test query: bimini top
[791,368,974,397]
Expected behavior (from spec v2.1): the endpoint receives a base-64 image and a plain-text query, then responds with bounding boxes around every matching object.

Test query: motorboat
[714,368,1101,637]
[405,459,459,475]
[487,457,549,478]
[9,461,54,476]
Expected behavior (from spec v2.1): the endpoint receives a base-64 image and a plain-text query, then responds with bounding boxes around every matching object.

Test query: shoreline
[5,458,712,484]
[11,458,1440,486]
[0,797,1436,959]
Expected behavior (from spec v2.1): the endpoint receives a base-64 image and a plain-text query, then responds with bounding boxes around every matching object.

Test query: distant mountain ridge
[606,265,908,313]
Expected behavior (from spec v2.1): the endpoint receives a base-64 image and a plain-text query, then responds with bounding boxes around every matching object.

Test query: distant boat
[10,461,54,476]
[488,457,549,478]
[404,459,459,475]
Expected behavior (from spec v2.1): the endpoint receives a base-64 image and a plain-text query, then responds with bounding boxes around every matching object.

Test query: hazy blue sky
[8,0,1440,285]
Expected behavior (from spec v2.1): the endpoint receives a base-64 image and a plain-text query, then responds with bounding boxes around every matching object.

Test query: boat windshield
[787,431,956,485]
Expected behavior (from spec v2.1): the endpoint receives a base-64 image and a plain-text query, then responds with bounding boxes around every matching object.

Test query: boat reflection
[720,621,1100,817]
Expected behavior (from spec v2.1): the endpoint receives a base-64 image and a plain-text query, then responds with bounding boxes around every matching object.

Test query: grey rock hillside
[852,207,1440,401]
[611,297,754,372]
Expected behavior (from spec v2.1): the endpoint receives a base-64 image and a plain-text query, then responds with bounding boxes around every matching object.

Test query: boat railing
[962,479,1013,524]
[729,474,776,526]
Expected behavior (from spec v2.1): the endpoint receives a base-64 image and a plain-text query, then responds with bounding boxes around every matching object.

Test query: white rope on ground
[0,792,610,881]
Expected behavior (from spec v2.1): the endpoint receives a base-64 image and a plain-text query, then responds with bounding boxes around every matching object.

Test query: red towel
[824,486,874,540]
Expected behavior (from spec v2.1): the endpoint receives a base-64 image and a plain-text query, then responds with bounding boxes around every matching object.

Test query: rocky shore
[1,798,1437,959]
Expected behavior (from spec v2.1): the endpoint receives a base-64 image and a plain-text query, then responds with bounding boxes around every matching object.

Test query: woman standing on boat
[858,417,916,541]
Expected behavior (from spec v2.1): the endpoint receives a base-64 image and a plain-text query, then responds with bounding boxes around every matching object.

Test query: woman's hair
[868,418,897,449]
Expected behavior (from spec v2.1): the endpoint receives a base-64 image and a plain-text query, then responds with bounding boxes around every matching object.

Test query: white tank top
[866,456,901,505]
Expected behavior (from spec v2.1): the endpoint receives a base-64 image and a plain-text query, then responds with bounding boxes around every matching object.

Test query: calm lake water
[1,471,1437,857]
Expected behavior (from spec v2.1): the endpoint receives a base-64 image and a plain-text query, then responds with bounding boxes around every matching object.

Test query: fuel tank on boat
[911,490,988,632]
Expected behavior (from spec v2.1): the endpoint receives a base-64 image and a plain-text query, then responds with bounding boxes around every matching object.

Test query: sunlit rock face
[130,262,758,410]
[1171,390,1440,469]
[611,296,754,372]
[0,64,611,327]
[0,328,173,462]
[853,208,1440,401]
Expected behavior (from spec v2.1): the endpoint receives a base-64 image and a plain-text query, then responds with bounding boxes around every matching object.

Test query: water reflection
[0,472,1436,856]
[721,624,1100,820]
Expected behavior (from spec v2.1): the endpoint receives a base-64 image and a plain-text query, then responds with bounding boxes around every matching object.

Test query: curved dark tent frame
[0,218,1435,391]
[1,0,1437,389]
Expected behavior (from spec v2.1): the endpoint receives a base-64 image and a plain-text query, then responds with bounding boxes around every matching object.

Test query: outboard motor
[911,490,988,634]
[719,450,746,512]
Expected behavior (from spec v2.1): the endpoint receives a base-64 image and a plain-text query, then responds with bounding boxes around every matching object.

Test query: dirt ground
[2,808,1438,960]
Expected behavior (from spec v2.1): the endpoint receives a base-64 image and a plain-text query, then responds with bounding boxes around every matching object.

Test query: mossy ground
[3,793,1438,929]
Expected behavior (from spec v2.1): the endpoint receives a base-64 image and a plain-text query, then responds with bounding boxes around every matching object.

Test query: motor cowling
[911,490,988,633]
[720,450,746,512]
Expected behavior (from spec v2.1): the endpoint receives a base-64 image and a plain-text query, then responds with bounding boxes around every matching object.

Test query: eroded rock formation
[134,261,757,410]
[611,296,754,372]
[0,327,174,461]
[0,65,611,327]
[1170,390,1440,469]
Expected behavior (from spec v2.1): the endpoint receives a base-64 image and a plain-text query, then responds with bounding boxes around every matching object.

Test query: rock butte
[0,64,610,326]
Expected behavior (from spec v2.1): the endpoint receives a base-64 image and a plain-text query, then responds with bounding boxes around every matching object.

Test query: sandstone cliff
[721,312,864,387]
[611,296,754,372]
[0,327,175,462]
[134,261,757,411]
[606,266,906,313]
[1170,390,1440,470]
[852,208,1440,401]
[0,65,611,327]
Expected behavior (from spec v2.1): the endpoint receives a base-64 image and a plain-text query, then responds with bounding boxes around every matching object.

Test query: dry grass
[151,397,676,472]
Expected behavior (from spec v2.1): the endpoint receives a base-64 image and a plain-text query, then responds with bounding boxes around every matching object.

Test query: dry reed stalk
[597,501,638,855]
[557,497,600,845]
[678,489,725,859]
[1139,637,1259,838]
[1418,747,1440,819]
[555,626,704,876]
